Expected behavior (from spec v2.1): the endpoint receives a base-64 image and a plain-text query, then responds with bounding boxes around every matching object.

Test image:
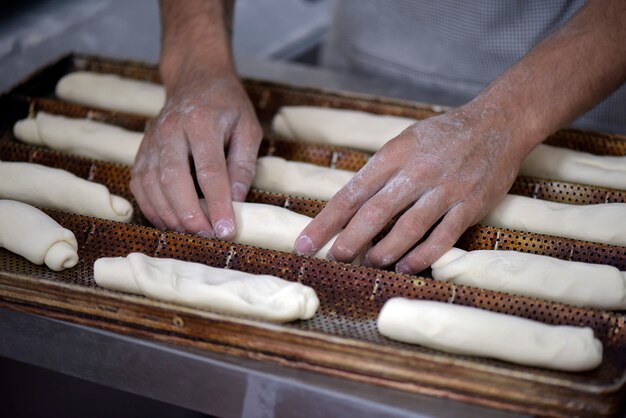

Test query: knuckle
[230,158,256,179]
[158,113,179,137]
[184,106,212,124]
[359,204,388,229]
[160,164,183,187]
[195,158,223,182]
[396,212,429,239]
[332,187,360,213]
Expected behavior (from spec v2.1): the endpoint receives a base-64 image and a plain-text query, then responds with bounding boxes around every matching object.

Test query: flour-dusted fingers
[226,110,263,202]
[327,175,421,263]
[129,175,166,229]
[185,110,237,240]
[396,205,472,274]
[363,188,452,268]
[153,117,213,236]
[294,155,393,257]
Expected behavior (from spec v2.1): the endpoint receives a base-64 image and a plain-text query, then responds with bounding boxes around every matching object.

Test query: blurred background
[0,0,335,92]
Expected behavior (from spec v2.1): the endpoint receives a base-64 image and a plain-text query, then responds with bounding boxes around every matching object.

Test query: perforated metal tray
[2,54,626,418]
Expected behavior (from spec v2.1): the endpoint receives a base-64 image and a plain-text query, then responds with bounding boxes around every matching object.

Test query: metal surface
[2,54,626,417]
[0,308,530,418]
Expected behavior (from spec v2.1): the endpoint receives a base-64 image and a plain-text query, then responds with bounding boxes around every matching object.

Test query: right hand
[130,70,263,239]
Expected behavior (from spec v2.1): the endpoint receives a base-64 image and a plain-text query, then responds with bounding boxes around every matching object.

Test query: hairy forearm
[472,0,626,155]
[159,0,235,91]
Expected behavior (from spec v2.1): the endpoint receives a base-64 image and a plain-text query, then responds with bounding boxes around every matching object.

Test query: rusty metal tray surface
[1,54,626,417]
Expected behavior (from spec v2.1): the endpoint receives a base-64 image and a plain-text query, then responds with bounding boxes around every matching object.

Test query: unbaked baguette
[432,248,626,309]
[482,195,626,246]
[377,298,602,372]
[56,71,165,117]
[13,112,142,166]
[0,200,78,271]
[0,161,133,222]
[94,252,319,322]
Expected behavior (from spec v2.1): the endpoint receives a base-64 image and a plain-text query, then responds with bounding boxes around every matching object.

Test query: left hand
[294,103,529,274]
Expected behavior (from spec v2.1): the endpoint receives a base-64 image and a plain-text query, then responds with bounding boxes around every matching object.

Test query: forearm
[472,0,626,155]
[159,0,235,92]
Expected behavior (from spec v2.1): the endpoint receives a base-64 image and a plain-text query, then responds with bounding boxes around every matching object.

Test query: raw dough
[432,248,626,309]
[252,156,354,200]
[200,201,341,259]
[0,200,78,271]
[56,71,165,117]
[94,252,319,322]
[273,106,625,190]
[13,112,142,166]
[377,298,602,372]
[482,194,626,246]
[520,143,626,190]
[272,106,415,152]
[0,161,133,222]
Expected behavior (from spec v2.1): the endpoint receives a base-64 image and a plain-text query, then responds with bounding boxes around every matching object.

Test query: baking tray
[1,54,626,417]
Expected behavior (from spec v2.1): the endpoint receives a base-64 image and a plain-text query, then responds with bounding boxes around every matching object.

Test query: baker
[130,0,626,274]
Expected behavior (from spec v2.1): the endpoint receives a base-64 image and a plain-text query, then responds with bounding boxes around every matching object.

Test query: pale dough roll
[13,112,143,166]
[272,106,415,152]
[0,200,78,271]
[94,252,319,322]
[253,156,355,201]
[0,161,133,222]
[200,201,339,259]
[377,298,602,372]
[55,71,165,117]
[482,194,626,246]
[432,248,626,310]
[520,144,626,190]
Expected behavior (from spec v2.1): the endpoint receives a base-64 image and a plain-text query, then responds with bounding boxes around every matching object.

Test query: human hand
[294,104,530,274]
[131,71,262,239]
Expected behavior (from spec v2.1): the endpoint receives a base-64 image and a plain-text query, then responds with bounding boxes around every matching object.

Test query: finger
[363,188,449,268]
[186,114,237,240]
[157,121,213,238]
[395,204,470,274]
[294,155,395,256]
[130,173,165,229]
[328,175,418,263]
[131,133,181,230]
[226,115,263,201]
[135,165,182,231]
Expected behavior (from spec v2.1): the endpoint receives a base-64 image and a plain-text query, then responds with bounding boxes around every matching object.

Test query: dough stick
[13,112,143,166]
[377,298,603,372]
[432,248,626,309]
[482,194,626,246]
[0,161,133,223]
[201,201,340,259]
[272,106,625,190]
[94,252,319,322]
[272,106,415,152]
[0,200,78,271]
[520,143,626,190]
[252,156,354,200]
[56,72,165,117]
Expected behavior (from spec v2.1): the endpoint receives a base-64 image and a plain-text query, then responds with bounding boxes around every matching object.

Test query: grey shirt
[322,0,626,134]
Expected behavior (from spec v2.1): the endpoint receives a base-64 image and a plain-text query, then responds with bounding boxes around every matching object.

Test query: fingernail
[175,226,186,233]
[196,230,214,239]
[295,235,315,256]
[362,254,372,267]
[326,252,336,262]
[231,182,247,201]
[395,262,412,275]
[215,220,235,239]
